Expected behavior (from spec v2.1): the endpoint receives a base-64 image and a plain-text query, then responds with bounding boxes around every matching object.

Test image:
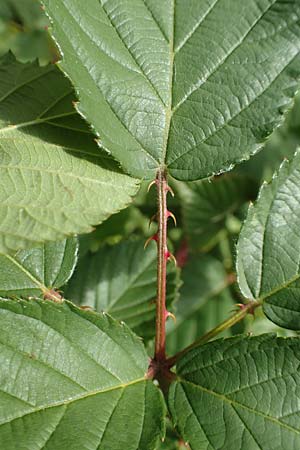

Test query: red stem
[154,169,168,362]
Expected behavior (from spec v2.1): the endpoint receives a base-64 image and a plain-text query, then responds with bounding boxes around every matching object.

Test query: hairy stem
[155,169,168,362]
[167,300,261,367]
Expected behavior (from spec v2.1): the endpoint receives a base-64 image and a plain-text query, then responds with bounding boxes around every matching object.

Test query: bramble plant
[1,1,300,449]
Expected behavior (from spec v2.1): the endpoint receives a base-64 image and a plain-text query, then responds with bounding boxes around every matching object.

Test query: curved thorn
[144,234,158,249]
[167,210,177,226]
[166,251,177,266]
[147,179,157,193]
[166,185,175,197]
[166,311,176,323]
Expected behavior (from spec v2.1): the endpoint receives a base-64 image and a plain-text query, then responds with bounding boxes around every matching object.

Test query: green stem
[167,300,261,367]
[155,169,168,362]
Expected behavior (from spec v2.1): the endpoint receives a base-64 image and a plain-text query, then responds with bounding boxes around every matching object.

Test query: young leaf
[43,0,300,180]
[0,299,165,450]
[0,237,77,298]
[177,175,254,250]
[237,150,300,330]
[0,53,138,253]
[65,239,180,339]
[169,334,300,450]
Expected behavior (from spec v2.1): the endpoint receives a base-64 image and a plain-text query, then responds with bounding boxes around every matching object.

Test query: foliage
[0,1,300,449]
[0,0,58,64]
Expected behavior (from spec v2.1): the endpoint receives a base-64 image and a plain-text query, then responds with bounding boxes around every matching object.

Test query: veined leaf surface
[0,237,78,298]
[66,239,180,339]
[0,54,138,253]
[237,150,300,330]
[169,334,300,450]
[0,299,165,450]
[44,0,300,180]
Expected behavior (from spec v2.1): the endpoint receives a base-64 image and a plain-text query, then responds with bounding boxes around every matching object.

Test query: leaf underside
[0,299,165,450]
[0,54,138,253]
[66,239,180,340]
[44,0,300,180]
[237,149,300,330]
[0,237,78,298]
[169,334,300,450]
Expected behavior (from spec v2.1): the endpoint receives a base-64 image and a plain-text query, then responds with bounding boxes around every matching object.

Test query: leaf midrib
[161,0,175,166]
[171,0,277,114]
[260,272,300,303]
[0,111,77,134]
[2,254,45,291]
[55,2,159,168]
[168,50,300,168]
[100,1,166,106]
[0,162,128,187]
[179,380,300,435]
[0,377,146,427]
[0,305,144,382]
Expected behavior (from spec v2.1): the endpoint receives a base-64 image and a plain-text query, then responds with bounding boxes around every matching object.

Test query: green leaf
[0,0,48,28]
[169,334,300,450]
[0,0,56,65]
[237,149,300,330]
[166,255,233,355]
[0,237,77,298]
[0,298,165,450]
[77,205,147,257]
[177,175,254,250]
[43,0,300,180]
[65,239,180,339]
[235,92,300,184]
[0,53,139,253]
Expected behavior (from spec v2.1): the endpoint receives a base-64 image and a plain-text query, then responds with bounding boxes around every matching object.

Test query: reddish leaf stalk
[155,168,169,362]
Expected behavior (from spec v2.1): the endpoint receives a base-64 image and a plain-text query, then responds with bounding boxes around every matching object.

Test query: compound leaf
[44,0,300,180]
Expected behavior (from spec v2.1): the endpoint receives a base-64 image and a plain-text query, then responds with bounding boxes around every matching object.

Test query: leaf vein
[180,380,300,434]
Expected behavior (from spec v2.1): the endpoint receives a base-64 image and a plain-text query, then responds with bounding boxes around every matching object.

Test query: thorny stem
[155,168,169,362]
[146,171,260,381]
[146,169,176,384]
[166,300,261,367]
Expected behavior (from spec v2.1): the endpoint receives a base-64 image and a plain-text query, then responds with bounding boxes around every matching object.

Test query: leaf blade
[0,299,165,450]
[0,237,78,298]
[44,0,300,180]
[169,334,300,450]
[0,53,139,253]
[65,239,180,339]
[237,149,300,329]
